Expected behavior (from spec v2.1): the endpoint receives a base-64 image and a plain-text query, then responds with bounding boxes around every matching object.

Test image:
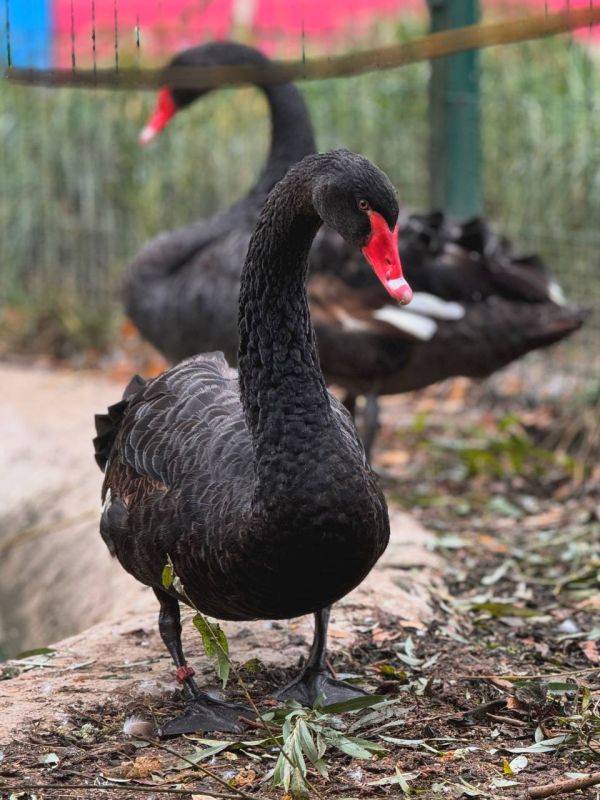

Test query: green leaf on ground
[320,695,386,714]
[472,601,539,619]
[16,647,56,659]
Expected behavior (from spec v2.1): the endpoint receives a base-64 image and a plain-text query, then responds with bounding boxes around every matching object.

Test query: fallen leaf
[577,595,600,611]
[476,534,509,554]
[507,734,571,754]
[473,601,539,619]
[372,628,403,644]
[523,507,564,529]
[231,768,256,787]
[328,627,353,640]
[506,696,529,712]
[491,778,518,788]
[38,752,59,767]
[104,756,162,780]
[580,640,600,663]
[377,449,410,467]
[490,677,515,692]
[508,755,528,774]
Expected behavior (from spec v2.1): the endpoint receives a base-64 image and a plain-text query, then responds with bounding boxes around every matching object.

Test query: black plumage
[95,150,396,736]
[310,213,586,398]
[125,41,316,364]
[125,43,584,459]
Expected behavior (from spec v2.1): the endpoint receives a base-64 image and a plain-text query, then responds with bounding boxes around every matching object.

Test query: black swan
[125,41,316,364]
[310,213,586,452]
[95,150,408,736]
[126,43,584,458]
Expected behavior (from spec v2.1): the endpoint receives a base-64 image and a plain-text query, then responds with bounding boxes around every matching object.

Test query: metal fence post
[428,0,482,218]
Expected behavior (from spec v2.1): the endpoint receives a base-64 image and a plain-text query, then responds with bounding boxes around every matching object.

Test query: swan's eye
[358,199,370,211]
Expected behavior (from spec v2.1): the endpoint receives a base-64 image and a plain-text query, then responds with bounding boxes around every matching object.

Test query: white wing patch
[334,308,373,333]
[407,292,465,320]
[548,280,567,306]
[372,292,465,341]
[373,306,438,341]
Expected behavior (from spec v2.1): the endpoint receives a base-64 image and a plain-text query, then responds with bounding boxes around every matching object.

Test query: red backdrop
[52,0,597,67]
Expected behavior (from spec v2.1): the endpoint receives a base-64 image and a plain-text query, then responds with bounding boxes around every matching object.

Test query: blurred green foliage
[0,35,598,357]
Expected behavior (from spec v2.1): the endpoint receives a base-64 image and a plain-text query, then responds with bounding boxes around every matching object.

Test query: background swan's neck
[253,83,316,198]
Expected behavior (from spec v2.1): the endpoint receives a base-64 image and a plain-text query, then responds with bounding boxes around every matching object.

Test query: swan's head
[139,42,272,145]
[312,151,412,305]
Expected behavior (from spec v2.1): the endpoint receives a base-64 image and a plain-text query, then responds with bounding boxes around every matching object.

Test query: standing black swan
[95,150,410,736]
[126,43,584,458]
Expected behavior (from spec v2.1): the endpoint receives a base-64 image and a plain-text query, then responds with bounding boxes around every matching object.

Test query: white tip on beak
[139,125,157,145]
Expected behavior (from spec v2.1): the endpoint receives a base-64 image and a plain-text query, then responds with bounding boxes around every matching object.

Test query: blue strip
[1,0,51,68]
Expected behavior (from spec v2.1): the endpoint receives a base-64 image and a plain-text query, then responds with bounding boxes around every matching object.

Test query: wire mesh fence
[0,6,598,379]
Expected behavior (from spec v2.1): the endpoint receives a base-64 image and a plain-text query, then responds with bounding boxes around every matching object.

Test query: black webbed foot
[158,695,254,737]
[276,668,368,708]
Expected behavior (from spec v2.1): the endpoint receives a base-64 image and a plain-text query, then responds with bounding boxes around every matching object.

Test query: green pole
[428,0,482,218]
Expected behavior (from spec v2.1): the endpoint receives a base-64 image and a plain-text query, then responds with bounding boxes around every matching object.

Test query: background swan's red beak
[139,88,178,145]
[361,212,413,305]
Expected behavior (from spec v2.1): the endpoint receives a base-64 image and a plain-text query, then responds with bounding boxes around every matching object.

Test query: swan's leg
[155,587,202,697]
[276,606,368,706]
[362,394,380,462]
[153,588,252,737]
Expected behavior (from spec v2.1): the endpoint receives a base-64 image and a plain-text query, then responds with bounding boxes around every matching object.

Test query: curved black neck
[129,77,316,282]
[251,82,316,200]
[238,159,332,502]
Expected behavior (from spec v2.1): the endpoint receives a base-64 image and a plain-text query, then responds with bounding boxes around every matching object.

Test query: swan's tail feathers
[93,374,147,471]
[464,302,589,378]
[526,305,589,349]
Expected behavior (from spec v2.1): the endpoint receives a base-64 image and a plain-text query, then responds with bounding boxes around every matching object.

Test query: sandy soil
[0,504,439,743]
[0,363,145,655]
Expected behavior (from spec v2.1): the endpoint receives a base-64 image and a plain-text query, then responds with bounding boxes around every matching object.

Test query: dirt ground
[0,358,599,799]
[0,361,145,656]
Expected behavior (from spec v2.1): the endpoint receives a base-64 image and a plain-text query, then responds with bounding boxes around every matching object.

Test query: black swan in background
[95,150,406,736]
[125,42,317,363]
[310,214,586,446]
[126,42,585,458]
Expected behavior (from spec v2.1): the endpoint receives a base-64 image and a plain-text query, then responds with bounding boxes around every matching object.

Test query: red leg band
[175,665,195,683]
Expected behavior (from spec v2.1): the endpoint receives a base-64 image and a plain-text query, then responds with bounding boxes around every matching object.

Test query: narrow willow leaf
[297,720,319,764]
[320,695,386,714]
[507,734,571,754]
[192,613,230,687]
[161,561,174,590]
[290,766,310,800]
[16,647,56,659]
[328,733,375,760]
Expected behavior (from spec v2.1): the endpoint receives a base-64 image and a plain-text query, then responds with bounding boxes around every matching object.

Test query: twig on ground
[238,715,265,730]
[486,713,529,727]
[366,699,506,734]
[0,782,237,797]
[453,667,600,681]
[524,770,600,799]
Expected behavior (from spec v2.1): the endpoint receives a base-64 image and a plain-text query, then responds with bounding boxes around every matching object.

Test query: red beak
[361,211,412,304]
[139,88,177,145]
